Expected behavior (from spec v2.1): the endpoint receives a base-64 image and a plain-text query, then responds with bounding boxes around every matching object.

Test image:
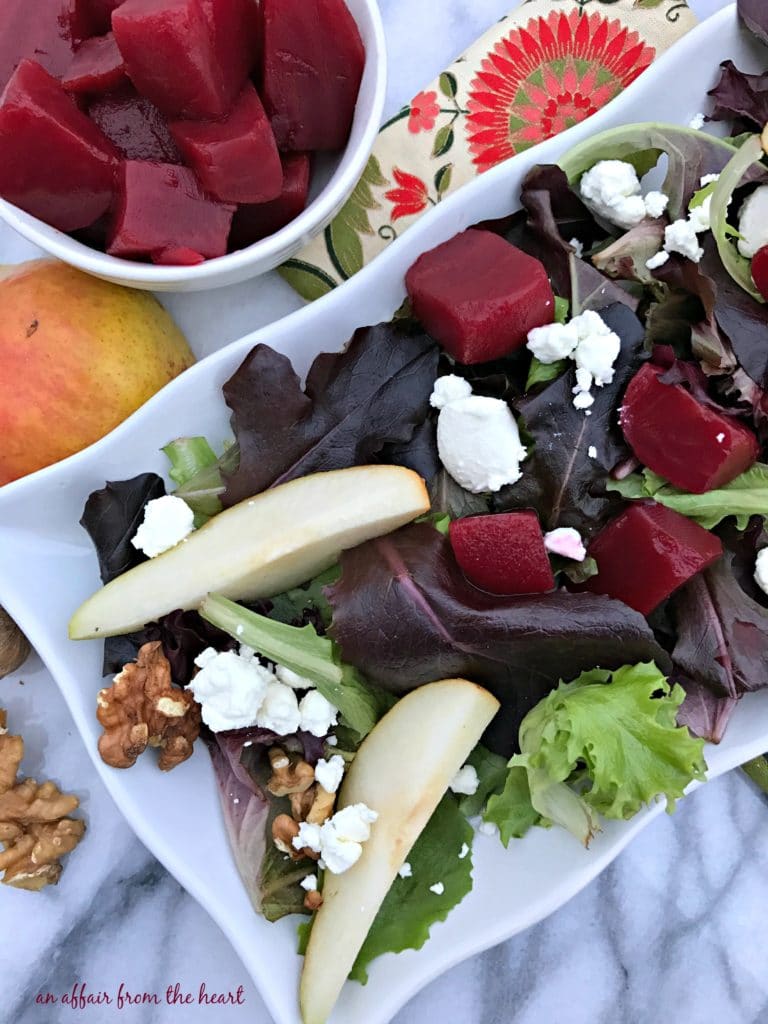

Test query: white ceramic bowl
[0,0,387,293]
[1,7,766,1024]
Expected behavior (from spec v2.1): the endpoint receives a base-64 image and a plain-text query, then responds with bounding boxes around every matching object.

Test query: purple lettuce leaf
[80,473,166,583]
[221,322,440,506]
[495,302,646,538]
[738,0,768,47]
[512,165,637,313]
[671,553,768,700]
[206,735,271,914]
[676,675,737,745]
[708,60,768,131]
[102,609,235,684]
[325,523,670,756]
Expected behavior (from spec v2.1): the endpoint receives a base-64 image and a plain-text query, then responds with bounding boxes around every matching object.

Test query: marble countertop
[3,1,768,1022]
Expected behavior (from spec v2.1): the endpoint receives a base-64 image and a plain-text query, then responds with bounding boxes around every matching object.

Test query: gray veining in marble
[2,1,767,1022]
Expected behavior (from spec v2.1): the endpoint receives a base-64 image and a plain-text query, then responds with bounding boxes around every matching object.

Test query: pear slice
[300,679,500,1024]
[69,465,429,639]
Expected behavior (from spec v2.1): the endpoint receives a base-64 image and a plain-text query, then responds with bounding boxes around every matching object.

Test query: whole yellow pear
[0,259,195,485]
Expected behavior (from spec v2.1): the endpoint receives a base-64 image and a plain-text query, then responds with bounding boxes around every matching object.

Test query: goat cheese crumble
[755,549,768,597]
[299,690,339,737]
[190,647,273,732]
[429,882,445,895]
[578,160,667,229]
[449,764,480,796]
[544,527,587,562]
[398,862,413,879]
[738,185,768,259]
[131,495,195,558]
[257,681,301,735]
[688,112,705,130]
[459,843,469,860]
[294,803,379,874]
[430,375,527,493]
[314,754,345,794]
[527,309,620,411]
[300,874,318,891]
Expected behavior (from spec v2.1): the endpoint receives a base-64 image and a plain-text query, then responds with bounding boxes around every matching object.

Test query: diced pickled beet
[88,87,181,161]
[152,246,205,265]
[84,0,126,35]
[449,512,555,596]
[62,33,127,94]
[621,363,759,493]
[582,503,723,615]
[112,0,255,119]
[229,153,311,250]
[752,244,768,302]
[0,0,86,91]
[169,84,282,204]
[262,0,364,151]
[107,161,234,260]
[0,60,118,231]
[405,229,555,364]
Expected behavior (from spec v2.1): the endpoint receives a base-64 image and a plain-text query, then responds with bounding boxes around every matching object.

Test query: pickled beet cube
[62,33,127,94]
[621,363,759,493]
[0,60,119,231]
[88,87,181,162]
[406,229,555,364]
[107,161,235,260]
[169,84,282,204]
[229,153,310,250]
[262,0,364,151]
[583,503,723,615]
[152,246,205,265]
[449,512,555,596]
[751,244,768,303]
[112,0,255,119]
[0,0,85,92]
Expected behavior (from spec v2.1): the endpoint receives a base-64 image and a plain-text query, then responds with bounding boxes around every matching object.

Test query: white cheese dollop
[544,527,587,562]
[431,376,527,494]
[189,647,273,732]
[299,690,339,737]
[755,549,768,596]
[664,218,704,263]
[449,764,479,796]
[429,882,445,895]
[644,191,669,220]
[256,681,301,735]
[646,250,670,270]
[131,495,195,558]
[300,874,318,891]
[527,309,621,411]
[738,185,768,258]
[314,754,345,794]
[398,862,413,878]
[294,803,378,874]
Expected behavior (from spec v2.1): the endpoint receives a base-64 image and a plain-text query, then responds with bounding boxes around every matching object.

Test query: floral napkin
[280,0,697,301]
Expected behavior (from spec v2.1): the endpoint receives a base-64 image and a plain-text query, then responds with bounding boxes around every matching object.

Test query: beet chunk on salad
[67,44,768,1020]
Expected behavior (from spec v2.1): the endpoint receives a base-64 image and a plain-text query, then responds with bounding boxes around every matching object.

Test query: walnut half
[0,708,86,891]
[97,642,201,771]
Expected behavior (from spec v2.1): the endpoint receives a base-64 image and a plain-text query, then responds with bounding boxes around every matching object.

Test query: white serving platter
[1,6,767,1024]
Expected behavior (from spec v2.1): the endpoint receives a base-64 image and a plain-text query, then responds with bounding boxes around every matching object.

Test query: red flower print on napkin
[466,9,655,171]
[408,90,441,133]
[385,168,430,220]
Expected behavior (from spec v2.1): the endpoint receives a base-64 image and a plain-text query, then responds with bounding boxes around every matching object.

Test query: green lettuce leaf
[608,464,768,530]
[483,765,541,846]
[457,744,509,818]
[511,663,706,844]
[200,594,391,740]
[260,842,316,923]
[165,439,238,525]
[265,566,340,629]
[348,796,474,983]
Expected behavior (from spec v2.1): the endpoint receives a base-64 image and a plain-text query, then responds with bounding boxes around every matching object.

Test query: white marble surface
[3,1,768,1022]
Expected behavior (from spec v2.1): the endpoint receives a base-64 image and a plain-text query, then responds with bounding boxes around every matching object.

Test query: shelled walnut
[97,642,201,771]
[0,707,86,891]
[0,608,30,680]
